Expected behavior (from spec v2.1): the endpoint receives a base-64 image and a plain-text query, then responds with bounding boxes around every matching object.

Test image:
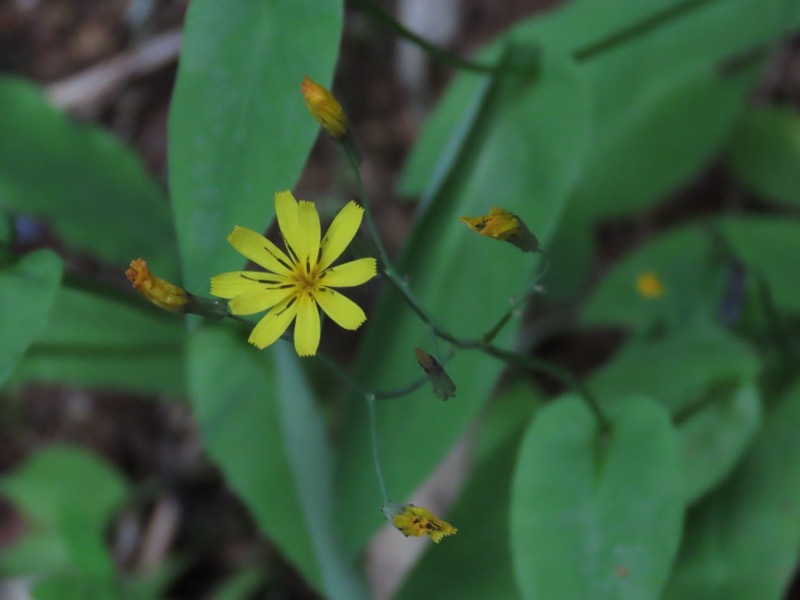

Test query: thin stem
[351,0,508,74]
[367,395,390,504]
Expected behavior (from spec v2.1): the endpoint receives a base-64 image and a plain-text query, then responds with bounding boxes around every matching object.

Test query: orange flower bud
[301,76,349,139]
[460,206,540,253]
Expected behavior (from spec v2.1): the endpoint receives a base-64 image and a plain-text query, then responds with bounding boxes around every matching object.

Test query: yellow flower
[460,206,539,253]
[636,271,665,299]
[211,191,377,356]
[301,76,349,139]
[382,503,457,543]
[126,258,189,312]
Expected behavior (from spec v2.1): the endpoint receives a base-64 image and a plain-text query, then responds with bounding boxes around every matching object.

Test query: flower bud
[382,502,457,543]
[460,206,540,253]
[301,76,349,139]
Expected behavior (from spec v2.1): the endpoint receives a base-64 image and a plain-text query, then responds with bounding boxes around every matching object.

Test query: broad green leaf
[7,284,185,394]
[581,223,733,331]
[725,107,800,207]
[587,328,761,503]
[0,446,127,582]
[0,78,178,278]
[589,327,760,415]
[0,249,63,386]
[187,326,366,598]
[677,381,761,504]
[31,577,120,600]
[396,382,541,600]
[510,396,683,600]
[169,0,343,292]
[335,50,591,556]
[662,379,800,600]
[208,568,264,600]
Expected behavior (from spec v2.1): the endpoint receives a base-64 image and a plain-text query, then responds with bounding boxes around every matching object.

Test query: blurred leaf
[725,107,800,206]
[31,577,120,600]
[662,379,800,600]
[589,327,760,414]
[8,284,186,394]
[716,216,800,314]
[208,568,264,600]
[187,326,367,599]
[510,396,683,600]
[335,50,591,555]
[396,383,541,600]
[0,249,63,386]
[582,223,732,331]
[168,0,343,292]
[401,0,794,197]
[0,446,127,583]
[0,78,178,278]
[677,381,761,504]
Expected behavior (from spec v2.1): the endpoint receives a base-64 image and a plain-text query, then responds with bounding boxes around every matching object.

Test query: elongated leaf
[188,326,366,598]
[396,383,541,600]
[510,396,683,600]
[0,249,63,386]
[8,284,185,394]
[662,379,800,600]
[725,107,800,207]
[169,0,343,292]
[0,78,178,278]
[0,447,127,581]
[335,51,591,555]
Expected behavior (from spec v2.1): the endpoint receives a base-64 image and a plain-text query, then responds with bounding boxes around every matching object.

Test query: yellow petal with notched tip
[318,201,364,270]
[321,257,377,288]
[294,293,320,356]
[227,227,292,275]
[314,288,367,330]
[248,297,298,349]
[229,287,295,315]
[210,271,288,299]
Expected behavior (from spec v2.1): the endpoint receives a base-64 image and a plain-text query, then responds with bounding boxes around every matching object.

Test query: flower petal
[248,297,298,349]
[211,271,288,299]
[229,287,295,315]
[227,227,292,275]
[294,292,320,356]
[318,201,364,270]
[296,200,321,268]
[314,288,366,330]
[320,257,377,288]
[275,190,300,259]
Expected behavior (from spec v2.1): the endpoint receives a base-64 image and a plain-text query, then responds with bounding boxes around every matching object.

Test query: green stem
[367,395,390,504]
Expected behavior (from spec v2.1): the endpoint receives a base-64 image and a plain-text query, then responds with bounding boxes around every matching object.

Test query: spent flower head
[382,502,457,543]
[460,206,540,253]
[126,259,188,312]
[211,191,377,356]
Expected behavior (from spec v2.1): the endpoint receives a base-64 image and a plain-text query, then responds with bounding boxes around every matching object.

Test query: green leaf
[715,215,800,314]
[168,0,343,292]
[510,396,683,600]
[0,78,178,278]
[187,326,367,599]
[662,379,800,600]
[581,223,733,331]
[589,327,760,415]
[335,50,591,556]
[0,446,127,582]
[677,381,761,504]
[725,107,800,207]
[7,284,186,394]
[0,250,63,386]
[396,382,541,600]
